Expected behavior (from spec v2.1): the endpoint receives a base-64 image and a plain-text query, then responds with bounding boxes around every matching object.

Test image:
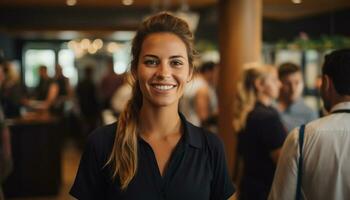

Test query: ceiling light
[66,0,77,6]
[80,39,91,50]
[107,42,119,53]
[88,46,97,54]
[292,0,302,4]
[92,39,103,49]
[122,0,133,6]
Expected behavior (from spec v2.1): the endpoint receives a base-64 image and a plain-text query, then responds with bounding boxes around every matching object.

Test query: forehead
[140,33,187,57]
[281,71,302,81]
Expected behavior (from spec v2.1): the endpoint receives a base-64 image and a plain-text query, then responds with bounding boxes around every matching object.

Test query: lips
[150,83,177,91]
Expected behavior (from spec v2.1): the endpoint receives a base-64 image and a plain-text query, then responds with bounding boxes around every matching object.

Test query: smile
[151,84,176,91]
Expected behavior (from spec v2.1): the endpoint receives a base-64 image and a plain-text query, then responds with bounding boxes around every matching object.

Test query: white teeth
[154,85,174,90]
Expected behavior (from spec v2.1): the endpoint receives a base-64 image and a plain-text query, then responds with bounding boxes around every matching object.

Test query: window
[59,49,78,86]
[113,42,131,74]
[24,49,55,88]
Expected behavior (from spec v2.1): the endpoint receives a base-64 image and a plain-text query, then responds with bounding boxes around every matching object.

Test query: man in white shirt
[269,49,350,200]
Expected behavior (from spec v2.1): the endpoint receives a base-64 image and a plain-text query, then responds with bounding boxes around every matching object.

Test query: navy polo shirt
[70,114,235,200]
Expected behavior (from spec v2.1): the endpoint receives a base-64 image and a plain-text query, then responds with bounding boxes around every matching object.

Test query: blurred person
[70,12,235,200]
[198,61,219,132]
[269,49,350,200]
[99,58,124,109]
[233,65,287,200]
[1,59,22,118]
[180,69,208,126]
[276,62,318,132]
[76,66,101,137]
[55,64,71,98]
[51,64,72,114]
[110,74,132,117]
[0,62,12,200]
[27,65,59,113]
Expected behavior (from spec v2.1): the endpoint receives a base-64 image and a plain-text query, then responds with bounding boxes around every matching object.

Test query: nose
[156,62,171,78]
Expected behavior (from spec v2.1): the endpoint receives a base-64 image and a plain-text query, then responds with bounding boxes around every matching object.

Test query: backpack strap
[296,124,305,200]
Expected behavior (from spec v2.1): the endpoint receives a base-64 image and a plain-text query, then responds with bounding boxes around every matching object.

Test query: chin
[148,98,178,108]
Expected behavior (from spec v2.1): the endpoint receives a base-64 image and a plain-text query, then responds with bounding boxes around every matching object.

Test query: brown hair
[106,12,196,190]
[278,62,301,79]
[232,64,276,132]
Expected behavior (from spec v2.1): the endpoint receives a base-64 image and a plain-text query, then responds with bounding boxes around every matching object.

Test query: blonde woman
[233,65,287,200]
[70,12,235,200]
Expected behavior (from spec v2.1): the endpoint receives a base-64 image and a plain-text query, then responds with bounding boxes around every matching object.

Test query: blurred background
[0,0,350,199]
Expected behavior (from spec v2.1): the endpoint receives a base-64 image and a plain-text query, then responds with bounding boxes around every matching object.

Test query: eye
[144,59,159,67]
[170,59,184,68]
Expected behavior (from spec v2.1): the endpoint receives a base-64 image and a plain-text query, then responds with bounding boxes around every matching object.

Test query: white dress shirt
[269,101,350,200]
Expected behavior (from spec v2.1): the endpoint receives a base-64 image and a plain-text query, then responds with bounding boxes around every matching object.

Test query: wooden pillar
[218,0,262,177]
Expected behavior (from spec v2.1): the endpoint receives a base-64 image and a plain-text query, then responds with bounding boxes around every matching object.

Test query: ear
[321,75,330,91]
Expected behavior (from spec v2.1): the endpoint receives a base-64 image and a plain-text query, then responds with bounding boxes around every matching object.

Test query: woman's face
[136,32,192,108]
[260,69,281,100]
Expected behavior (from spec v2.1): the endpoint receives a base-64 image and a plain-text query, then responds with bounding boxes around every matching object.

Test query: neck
[139,101,181,139]
[331,95,350,109]
[257,94,273,106]
[277,97,292,111]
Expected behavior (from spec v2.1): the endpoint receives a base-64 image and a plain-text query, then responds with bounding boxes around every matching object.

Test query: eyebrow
[143,54,185,59]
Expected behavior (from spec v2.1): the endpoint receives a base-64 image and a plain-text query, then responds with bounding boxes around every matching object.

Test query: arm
[228,193,237,200]
[261,112,287,163]
[40,82,59,110]
[70,131,107,199]
[209,134,236,200]
[268,129,299,200]
[270,148,282,164]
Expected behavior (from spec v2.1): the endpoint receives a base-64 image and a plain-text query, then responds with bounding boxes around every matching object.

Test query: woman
[70,12,235,200]
[233,65,287,200]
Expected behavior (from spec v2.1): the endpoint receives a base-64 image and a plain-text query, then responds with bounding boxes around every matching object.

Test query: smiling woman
[70,12,235,200]
[138,32,192,107]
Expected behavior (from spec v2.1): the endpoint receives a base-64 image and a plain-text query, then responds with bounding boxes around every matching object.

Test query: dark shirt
[35,78,55,101]
[76,79,100,117]
[70,114,235,200]
[238,102,287,200]
[56,76,69,97]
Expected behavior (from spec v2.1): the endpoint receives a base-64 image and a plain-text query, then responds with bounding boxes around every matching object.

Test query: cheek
[270,82,280,95]
[136,67,151,91]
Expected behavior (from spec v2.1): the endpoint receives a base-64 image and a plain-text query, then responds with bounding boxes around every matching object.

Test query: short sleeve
[70,132,108,199]
[209,134,235,200]
[260,113,287,151]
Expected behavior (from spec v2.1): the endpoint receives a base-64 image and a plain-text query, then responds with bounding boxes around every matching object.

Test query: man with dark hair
[276,62,318,132]
[269,49,350,200]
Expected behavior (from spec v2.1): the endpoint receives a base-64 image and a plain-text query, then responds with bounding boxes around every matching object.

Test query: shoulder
[187,122,225,155]
[85,122,117,162]
[295,100,317,114]
[250,105,281,123]
[203,129,225,151]
[88,122,117,142]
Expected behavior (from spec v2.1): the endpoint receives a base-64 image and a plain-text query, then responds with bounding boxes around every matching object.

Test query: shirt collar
[330,101,350,113]
[179,113,203,149]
